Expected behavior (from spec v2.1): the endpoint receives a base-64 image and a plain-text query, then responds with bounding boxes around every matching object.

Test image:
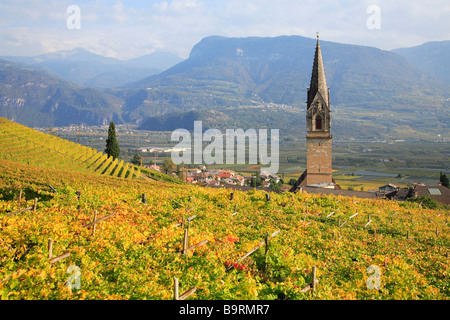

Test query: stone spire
[289,33,336,192]
[307,35,329,109]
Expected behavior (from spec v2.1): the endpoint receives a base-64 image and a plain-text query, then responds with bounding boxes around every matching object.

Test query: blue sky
[0,0,449,60]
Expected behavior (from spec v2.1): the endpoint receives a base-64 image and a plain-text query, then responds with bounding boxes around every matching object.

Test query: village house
[203,179,220,187]
[260,171,271,180]
[243,176,253,184]
[222,178,235,185]
[206,169,221,175]
[185,176,195,184]
[411,184,450,206]
[218,171,234,180]
[269,174,281,183]
[378,184,399,193]
[192,171,211,183]
[371,183,449,206]
[232,175,245,186]
[259,170,281,183]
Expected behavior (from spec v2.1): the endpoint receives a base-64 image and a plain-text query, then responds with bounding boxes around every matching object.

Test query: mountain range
[1,48,183,89]
[126,36,449,124]
[0,36,448,139]
[0,58,124,127]
[392,40,450,85]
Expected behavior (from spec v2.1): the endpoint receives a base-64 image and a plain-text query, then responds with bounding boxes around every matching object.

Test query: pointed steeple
[289,33,335,192]
[307,34,329,109]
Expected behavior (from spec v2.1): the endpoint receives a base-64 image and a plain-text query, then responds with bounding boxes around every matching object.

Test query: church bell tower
[290,35,334,191]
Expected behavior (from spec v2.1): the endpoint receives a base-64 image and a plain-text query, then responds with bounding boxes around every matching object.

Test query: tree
[250,171,263,187]
[105,121,120,160]
[161,159,176,174]
[269,179,280,191]
[131,153,141,166]
[407,195,439,209]
[288,178,297,186]
[440,171,449,188]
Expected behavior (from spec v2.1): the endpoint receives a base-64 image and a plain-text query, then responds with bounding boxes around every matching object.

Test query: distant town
[146,163,286,190]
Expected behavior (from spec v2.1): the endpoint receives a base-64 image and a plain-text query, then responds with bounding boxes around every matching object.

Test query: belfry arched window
[315,115,322,130]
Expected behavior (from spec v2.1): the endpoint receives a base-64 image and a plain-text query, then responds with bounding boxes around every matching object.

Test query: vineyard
[0,117,449,300]
[0,117,140,179]
[0,151,449,300]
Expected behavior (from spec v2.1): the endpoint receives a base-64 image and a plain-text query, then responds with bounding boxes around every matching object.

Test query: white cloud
[110,1,128,24]
[0,0,448,58]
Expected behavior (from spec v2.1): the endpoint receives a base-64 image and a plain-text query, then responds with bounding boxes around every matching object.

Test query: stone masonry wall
[306,137,332,185]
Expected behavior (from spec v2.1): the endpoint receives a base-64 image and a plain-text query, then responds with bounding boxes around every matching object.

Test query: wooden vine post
[7,206,33,217]
[180,219,208,255]
[48,238,53,259]
[349,211,359,219]
[364,214,371,228]
[227,230,280,271]
[47,238,70,264]
[173,277,179,300]
[186,240,209,253]
[264,232,269,273]
[92,210,98,236]
[173,277,196,300]
[182,229,189,255]
[33,198,37,213]
[312,266,317,293]
[82,212,115,229]
[76,190,81,210]
[301,266,318,293]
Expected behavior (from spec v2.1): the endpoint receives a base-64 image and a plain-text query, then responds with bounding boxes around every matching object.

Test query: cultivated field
[1,118,448,300]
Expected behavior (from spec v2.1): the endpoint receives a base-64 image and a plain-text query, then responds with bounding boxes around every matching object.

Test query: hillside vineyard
[0,117,140,179]
[0,117,449,300]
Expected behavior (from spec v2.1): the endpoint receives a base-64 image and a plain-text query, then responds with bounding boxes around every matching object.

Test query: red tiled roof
[218,172,232,178]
